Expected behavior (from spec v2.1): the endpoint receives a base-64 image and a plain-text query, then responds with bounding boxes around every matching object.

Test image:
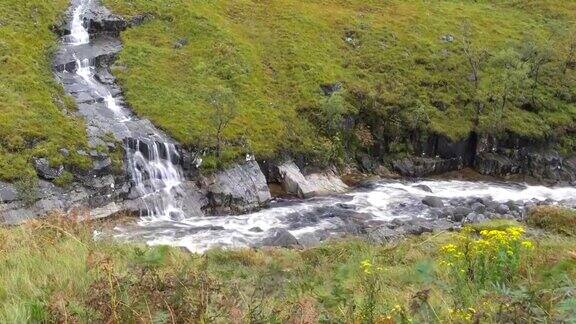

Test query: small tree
[461,22,488,125]
[520,38,553,107]
[479,48,528,130]
[208,86,237,158]
[320,93,348,137]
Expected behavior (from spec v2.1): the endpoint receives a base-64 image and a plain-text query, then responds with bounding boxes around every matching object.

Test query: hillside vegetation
[105,0,576,166]
[0,214,574,322]
[0,0,89,182]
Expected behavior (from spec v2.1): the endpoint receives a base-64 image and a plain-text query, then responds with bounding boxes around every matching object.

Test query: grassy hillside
[105,0,576,165]
[0,211,574,322]
[0,0,89,182]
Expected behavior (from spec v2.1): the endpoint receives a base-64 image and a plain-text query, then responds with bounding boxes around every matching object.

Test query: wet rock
[392,157,464,177]
[249,227,263,233]
[86,6,128,35]
[470,202,486,214]
[204,160,271,213]
[33,158,64,180]
[422,196,444,208]
[95,70,116,84]
[129,13,154,27]
[261,228,298,247]
[277,161,347,198]
[451,206,472,222]
[414,184,433,193]
[428,208,445,219]
[336,203,356,210]
[463,212,488,224]
[496,204,510,215]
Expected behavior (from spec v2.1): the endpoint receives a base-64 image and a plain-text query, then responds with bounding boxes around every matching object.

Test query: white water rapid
[115,179,576,253]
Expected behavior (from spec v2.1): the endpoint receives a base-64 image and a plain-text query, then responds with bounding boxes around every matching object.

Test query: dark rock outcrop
[475,135,576,183]
[85,6,128,35]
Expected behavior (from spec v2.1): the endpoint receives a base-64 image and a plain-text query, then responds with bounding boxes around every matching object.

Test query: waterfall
[65,0,187,219]
[125,139,185,220]
[68,0,90,45]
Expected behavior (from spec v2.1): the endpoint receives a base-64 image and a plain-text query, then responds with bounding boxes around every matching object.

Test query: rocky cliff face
[384,132,576,184]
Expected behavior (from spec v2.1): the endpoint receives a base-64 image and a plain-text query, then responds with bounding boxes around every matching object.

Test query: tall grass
[0,213,574,322]
[0,0,89,181]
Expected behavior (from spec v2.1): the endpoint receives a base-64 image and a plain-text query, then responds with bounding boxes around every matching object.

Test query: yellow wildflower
[521,241,534,250]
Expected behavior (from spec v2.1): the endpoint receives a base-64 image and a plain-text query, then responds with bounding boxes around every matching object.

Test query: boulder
[392,157,464,177]
[261,228,298,247]
[277,161,347,198]
[496,204,510,215]
[422,196,444,208]
[204,160,271,213]
[93,157,113,175]
[297,233,322,248]
[463,213,488,224]
[0,182,18,203]
[451,206,472,222]
[174,38,189,49]
[85,6,128,35]
[414,184,433,193]
[470,202,486,214]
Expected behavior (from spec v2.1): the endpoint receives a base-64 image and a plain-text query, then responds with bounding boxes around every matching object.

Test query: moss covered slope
[0,0,88,181]
[105,0,576,164]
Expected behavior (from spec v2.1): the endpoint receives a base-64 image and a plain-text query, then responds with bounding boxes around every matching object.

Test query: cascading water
[125,139,185,220]
[61,0,187,220]
[68,0,90,45]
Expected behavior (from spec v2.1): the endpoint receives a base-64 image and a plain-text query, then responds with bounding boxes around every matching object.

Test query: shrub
[528,206,576,236]
[439,226,535,288]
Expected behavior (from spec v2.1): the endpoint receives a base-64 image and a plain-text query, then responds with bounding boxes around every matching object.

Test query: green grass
[529,205,576,236]
[1,0,575,180]
[103,0,576,164]
[0,0,89,182]
[0,215,574,322]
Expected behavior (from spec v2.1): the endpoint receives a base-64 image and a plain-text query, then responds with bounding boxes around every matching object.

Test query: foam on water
[129,180,576,253]
[68,0,90,45]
